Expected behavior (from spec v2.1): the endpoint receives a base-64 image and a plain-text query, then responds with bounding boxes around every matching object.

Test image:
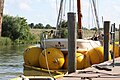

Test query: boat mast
[0,0,4,37]
[77,0,82,39]
[92,0,100,36]
[56,0,64,38]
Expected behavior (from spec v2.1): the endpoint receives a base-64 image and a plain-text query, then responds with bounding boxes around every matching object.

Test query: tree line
[1,15,56,44]
[29,23,56,29]
[1,15,68,43]
[3,15,119,44]
[2,15,32,41]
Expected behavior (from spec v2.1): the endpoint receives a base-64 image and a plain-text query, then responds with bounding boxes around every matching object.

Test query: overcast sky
[4,0,120,28]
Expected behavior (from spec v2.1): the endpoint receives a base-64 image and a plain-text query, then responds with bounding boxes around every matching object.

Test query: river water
[0,45,30,80]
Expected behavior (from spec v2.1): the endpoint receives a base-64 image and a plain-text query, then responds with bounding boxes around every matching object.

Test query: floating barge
[11,57,120,80]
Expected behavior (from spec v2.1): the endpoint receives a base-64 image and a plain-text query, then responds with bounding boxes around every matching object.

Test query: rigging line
[56,0,64,30]
[42,34,53,78]
[69,0,71,11]
[102,16,104,27]
[92,0,100,35]
[63,0,66,17]
[89,0,97,28]
[60,4,63,21]
[90,0,98,37]
[95,0,101,27]
[72,0,74,12]
[93,1,97,28]
[56,0,58,14]
[96,0,99,17]
[88,0,91,29]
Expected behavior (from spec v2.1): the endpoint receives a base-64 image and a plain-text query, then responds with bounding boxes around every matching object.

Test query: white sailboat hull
[42,38,101,52]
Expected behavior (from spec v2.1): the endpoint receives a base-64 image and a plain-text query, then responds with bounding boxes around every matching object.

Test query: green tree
[45,24,52,29]
[82,27,89,30]
[2,15,32,41]
[58,20,67,29]
[34,23,44,29]
[57,20,68,38]
[29,23,34,29]
[90,27,97,30]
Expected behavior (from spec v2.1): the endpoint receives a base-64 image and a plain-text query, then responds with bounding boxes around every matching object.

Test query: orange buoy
[39,48,65,70]
[24,46,42,67]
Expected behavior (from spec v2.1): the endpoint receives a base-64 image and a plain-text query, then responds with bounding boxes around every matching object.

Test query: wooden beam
[104,21,110,61]
[67,12,77,74]
[77,0,82,39]
[118,24,120,56]
[0,0,4,37]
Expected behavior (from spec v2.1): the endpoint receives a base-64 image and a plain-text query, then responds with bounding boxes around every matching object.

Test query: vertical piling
[67,12,77,74]
[110,23,115,67]
[77,0,82,39]
[118,24,120,56]
[0,0,4,37]
[104,21,110,61]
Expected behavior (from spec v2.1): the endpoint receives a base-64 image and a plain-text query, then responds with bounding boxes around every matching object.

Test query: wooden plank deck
[57,57,120,80]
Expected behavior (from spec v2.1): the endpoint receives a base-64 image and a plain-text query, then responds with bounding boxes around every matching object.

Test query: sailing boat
[11,0,106,80]
[26,0,103,74]
[41,0,102,54]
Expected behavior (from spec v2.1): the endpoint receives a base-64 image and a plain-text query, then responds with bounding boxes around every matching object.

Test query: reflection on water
[0,45,30,80]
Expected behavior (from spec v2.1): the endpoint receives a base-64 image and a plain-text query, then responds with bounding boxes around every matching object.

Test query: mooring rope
[42,34,53,78]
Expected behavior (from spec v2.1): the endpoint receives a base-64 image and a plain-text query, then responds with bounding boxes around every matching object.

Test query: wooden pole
[77,0,82,39]
[110,23,115,67]
[118,24,120,56]
[67,12,77,74]
[112,23,115,67]
[0,0,4,37]
[104,21,110,61]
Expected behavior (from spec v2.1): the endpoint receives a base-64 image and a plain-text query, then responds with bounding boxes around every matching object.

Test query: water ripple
[0,45,29,80]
